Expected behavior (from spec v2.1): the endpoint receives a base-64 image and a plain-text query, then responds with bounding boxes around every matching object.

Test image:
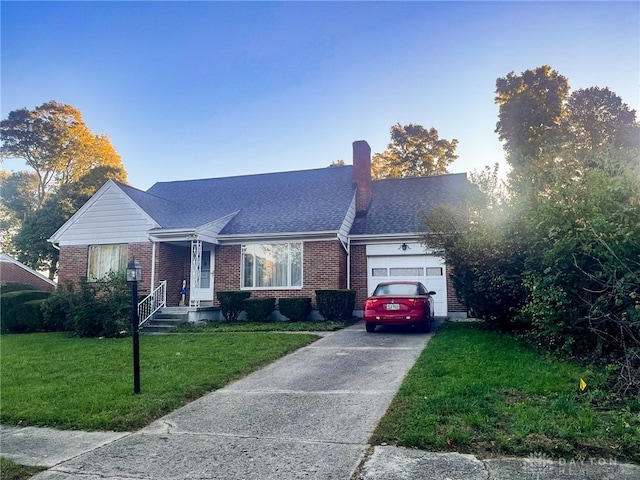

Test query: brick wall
[214,240,347,308]
[57,245,89,285]
[156,243,190,306]
[128,242,153,293]
[57,242,155,293]
[0,262,56,291]
[446,265,467,313]
[214,244,242,303]
[350,244,368,308]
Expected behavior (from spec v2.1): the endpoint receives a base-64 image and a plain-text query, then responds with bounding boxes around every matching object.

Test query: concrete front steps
[140,307,188,334]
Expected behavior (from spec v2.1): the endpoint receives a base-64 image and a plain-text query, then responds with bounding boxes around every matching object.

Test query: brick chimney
[353,140,372,216]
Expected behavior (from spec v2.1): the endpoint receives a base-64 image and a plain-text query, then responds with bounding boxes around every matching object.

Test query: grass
[0,331,317,431]
[172,319,357,333]
[0,458,46,480]
[372,322,640,463]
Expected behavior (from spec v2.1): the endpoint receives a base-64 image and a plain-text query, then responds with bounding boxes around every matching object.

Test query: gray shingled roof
[127,166,356,235]
[118,167,467,237]
[349,173,468,235]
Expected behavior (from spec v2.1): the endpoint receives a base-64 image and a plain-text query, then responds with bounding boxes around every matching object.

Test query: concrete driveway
[25,321,433,479]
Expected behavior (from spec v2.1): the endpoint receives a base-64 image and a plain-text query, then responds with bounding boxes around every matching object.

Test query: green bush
[39,273,131,338]
[1,290,52,333]
[1,298,49,333]
[315,289,355,320]
[69,274,131,338]
[278,297,312,321]
[243,297,276,322]
[0,282,37,293]
[1,289,51,311]
[41,282,74,332]
[217,291,251,322]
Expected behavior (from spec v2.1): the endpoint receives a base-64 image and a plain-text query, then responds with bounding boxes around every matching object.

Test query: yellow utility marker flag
[580,378,587,391]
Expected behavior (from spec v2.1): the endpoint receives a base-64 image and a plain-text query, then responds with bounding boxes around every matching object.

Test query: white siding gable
[338,192,357,244]
[49,181,159,246]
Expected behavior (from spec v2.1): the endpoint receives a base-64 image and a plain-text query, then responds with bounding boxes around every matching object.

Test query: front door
[197,250,214,304]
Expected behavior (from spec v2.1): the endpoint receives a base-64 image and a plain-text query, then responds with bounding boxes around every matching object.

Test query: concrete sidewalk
[2,322,639,479]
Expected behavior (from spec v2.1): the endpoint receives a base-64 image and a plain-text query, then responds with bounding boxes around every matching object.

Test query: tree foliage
[1,101,127,275]
[1,100,126,207]
[0,170,39,252]
[495,66,570,189]
[520,170,640,356]
[565,87,640,173]
[421,179,527,329]
[372,123,458,179]
[424,66,640,396]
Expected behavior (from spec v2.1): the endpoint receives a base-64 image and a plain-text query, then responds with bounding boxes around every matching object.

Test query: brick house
[49,140,467,321]
[0,253,57,292]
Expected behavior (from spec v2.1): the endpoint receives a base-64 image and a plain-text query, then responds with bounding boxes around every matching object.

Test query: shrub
[278,297,312,322]
[41,273,130,338]
[1,298,49,333]
[243,297,276,322]
[1,289,51,312]
[315,289,355,320]
[1,290,52,333]
[67,274,131,338]
[217,291,251,322]
[41,282,74,332]
[0,282,37,293]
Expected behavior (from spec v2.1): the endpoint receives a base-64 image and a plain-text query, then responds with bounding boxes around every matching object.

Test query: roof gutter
[218,230,340,243]
[348,233,425,245]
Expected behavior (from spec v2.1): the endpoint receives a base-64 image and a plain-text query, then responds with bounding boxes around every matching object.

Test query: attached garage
[365,243,447,317]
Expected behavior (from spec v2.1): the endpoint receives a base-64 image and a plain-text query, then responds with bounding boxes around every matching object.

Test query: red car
[363,281,435,333]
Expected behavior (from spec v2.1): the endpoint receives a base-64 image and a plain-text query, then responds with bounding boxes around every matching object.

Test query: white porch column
[190,239,202,307]
[150,240,156,291]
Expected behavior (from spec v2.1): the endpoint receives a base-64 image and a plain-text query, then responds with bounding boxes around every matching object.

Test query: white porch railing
[138,280,167,326]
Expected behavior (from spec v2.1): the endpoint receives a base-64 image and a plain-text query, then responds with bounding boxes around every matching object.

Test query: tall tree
[495,66,570,188]
[564,87,640,172]
[1,100,126,207]
[372,123,458,179]
[0,171,39,252]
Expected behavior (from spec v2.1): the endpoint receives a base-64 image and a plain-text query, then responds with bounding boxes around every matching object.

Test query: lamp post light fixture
[126,259,142,394]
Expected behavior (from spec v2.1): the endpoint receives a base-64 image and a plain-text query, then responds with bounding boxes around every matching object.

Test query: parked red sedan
[363,281,435,333]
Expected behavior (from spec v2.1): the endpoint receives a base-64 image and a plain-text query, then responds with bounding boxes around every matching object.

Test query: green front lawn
[0,332,317,431]
[372,322,640,463]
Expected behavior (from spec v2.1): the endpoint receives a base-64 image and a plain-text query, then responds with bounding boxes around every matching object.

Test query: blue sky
[2,1,638,190]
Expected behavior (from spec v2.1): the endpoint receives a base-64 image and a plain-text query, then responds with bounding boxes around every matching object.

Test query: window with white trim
[88,244,128,281]
[242,243,302,289]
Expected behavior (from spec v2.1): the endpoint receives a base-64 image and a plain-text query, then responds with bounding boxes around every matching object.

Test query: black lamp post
[126,259,142,394]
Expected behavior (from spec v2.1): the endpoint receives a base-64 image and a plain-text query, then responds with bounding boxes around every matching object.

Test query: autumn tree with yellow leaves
[1,101,127,276]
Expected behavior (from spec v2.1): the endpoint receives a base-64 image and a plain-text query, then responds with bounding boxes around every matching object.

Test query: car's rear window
[373,283,420,296]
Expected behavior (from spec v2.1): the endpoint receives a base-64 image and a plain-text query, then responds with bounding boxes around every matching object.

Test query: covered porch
[138,233,222,328]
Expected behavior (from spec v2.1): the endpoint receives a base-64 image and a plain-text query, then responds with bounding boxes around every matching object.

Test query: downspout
[337,234,351,289]
[346,236,351,289]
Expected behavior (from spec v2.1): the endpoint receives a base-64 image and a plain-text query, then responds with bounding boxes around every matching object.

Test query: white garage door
[367,250,447,317]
